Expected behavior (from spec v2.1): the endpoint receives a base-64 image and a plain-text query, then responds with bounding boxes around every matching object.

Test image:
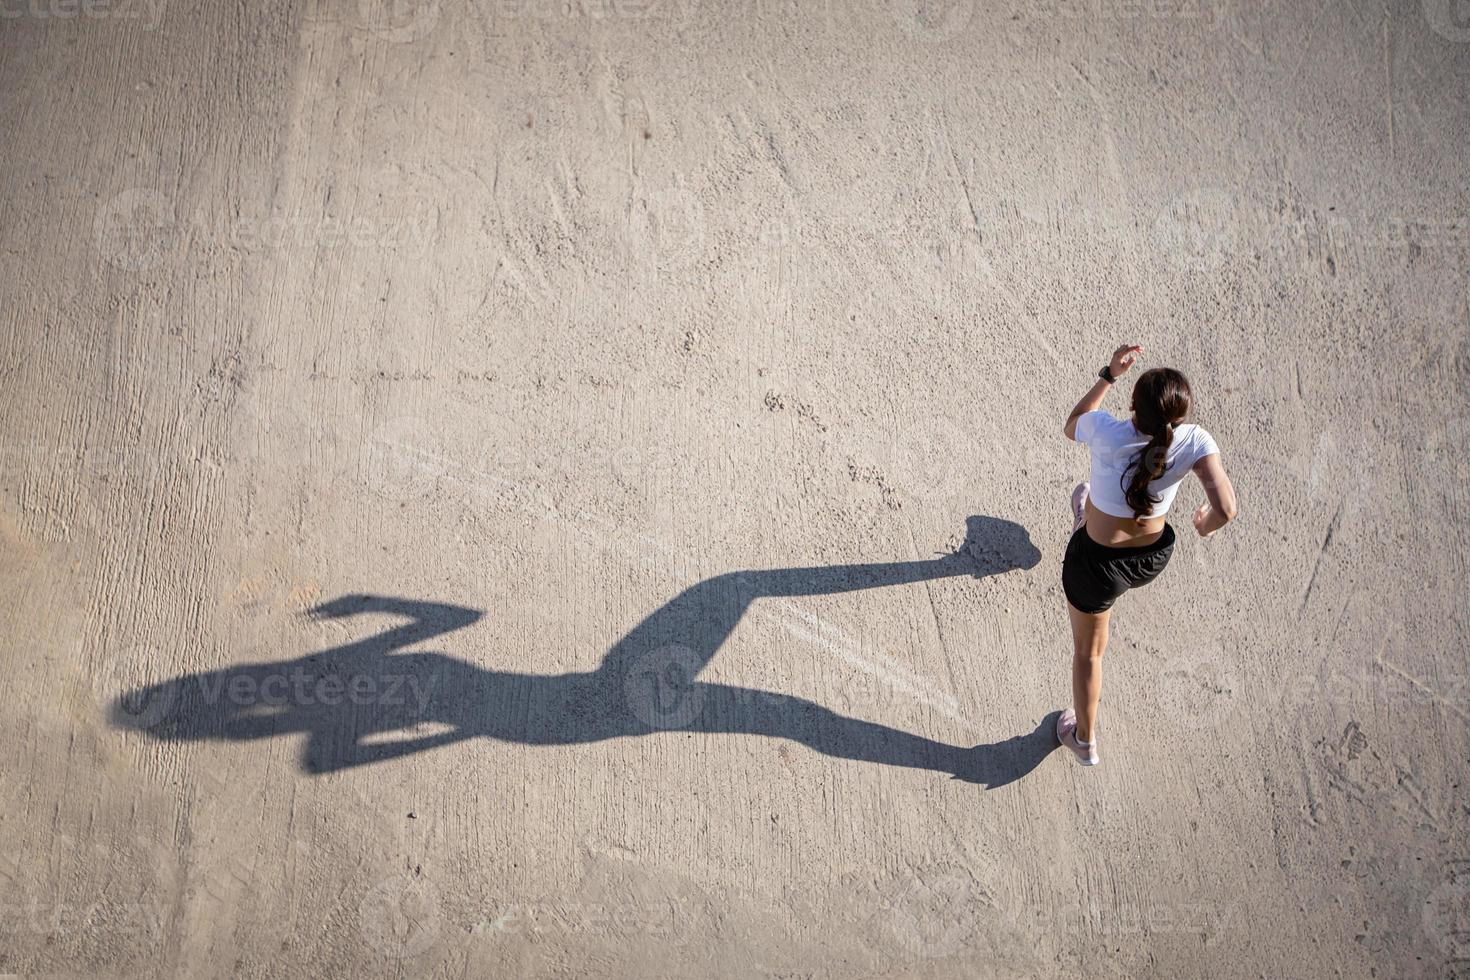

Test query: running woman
[1055,344,1238,766]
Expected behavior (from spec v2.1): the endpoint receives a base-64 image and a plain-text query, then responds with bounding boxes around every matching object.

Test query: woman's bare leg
[1067,602,1111,742]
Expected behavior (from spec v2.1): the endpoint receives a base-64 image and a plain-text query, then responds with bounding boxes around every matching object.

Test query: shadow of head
[962,515,1042,573]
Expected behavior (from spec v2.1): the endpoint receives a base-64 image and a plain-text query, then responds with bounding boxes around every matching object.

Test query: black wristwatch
[1098,365,1114,383]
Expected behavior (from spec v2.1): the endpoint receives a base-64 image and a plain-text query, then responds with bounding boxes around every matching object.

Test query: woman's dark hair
[1123,367,1193,519]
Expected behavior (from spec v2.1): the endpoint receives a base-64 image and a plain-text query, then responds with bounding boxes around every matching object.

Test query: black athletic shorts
[1061,523,1176,614]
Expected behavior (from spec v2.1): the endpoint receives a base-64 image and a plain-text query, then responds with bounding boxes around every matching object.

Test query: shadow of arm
[308,595,483,652]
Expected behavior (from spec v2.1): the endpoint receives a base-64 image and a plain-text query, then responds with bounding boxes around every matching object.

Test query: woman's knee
[1072,630,1108,660]
[1072,648,1105,667]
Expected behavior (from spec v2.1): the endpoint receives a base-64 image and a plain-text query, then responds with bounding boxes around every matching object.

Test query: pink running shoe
[1055,707,1100,766]
[1071,482,1090,532]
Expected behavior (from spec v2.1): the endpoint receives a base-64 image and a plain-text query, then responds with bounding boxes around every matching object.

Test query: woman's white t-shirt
[1075,410,1219,520]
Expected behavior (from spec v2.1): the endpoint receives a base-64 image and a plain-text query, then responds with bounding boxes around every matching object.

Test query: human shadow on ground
[112,516,1059,787]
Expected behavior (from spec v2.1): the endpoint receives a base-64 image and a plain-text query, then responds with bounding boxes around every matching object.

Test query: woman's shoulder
[1180,422,1220,454]
[1081,409,1128,439]
[1084,409,1125,427]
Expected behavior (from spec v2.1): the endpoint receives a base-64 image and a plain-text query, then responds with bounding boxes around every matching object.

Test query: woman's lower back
[1083,498,1168,547]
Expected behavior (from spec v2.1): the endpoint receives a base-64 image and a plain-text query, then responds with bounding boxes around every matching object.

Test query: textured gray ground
[1,1,1467,977]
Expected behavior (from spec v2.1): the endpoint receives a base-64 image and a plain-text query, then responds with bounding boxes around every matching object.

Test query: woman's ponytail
[1122,368,1193,519]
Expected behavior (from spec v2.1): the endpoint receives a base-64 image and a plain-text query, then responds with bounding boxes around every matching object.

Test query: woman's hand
[1193,501,1216,538]
[1109,344,1143,380]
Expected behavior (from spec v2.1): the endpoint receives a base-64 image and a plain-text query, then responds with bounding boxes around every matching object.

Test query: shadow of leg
[682,690,993,781]
[687,685,1058,787]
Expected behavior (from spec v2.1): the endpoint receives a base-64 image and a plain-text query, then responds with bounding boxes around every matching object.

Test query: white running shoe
[1070,482,1090,532]
[1056,707,1100,766]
